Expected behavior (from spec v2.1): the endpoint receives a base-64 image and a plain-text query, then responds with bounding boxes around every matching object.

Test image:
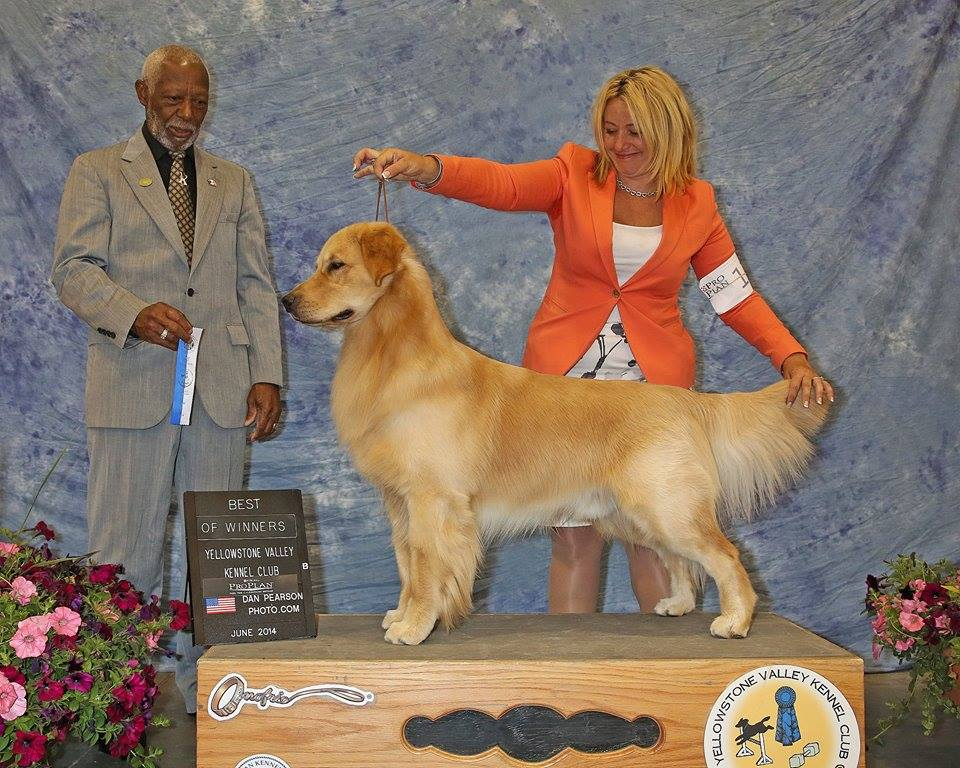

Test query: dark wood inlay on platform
[404,707,661,761]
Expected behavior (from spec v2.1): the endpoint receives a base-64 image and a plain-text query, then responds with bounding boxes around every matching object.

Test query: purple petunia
[63,671,93,693]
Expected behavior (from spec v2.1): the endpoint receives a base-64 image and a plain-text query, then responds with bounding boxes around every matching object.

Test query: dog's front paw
[710,614,751,639]
[384,617,436,646]
[382,607,405,630]
[654,595,695,617]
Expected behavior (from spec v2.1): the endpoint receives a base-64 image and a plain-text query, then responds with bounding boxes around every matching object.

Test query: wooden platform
[197,612,865,767]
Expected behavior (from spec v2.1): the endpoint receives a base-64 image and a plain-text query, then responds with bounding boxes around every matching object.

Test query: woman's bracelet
[413,155,443,190]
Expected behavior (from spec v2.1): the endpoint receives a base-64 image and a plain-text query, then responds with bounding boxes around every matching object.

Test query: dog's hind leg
[651,551,698,617]
[614,467,756,637]
[382,491,412,630]
[696,525,757,639]
[658,511,757,638]
[597,514,697,617]
[383,489,481,645]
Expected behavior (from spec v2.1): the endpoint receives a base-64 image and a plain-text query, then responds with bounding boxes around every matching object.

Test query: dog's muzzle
[281,290,354,325]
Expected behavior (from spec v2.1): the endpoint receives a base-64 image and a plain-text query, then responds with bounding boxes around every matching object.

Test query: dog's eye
[326,260,345,273]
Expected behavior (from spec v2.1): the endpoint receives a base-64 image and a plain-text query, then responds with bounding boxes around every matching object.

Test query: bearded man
[52,45,282,713]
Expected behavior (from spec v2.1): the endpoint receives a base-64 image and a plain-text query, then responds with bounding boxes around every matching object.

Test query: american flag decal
[205,596,236,615]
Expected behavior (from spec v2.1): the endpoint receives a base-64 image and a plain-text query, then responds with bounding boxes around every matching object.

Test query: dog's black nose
[280,292,295,311]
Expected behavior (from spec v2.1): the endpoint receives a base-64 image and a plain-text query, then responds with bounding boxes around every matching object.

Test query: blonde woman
[352,67,833,614]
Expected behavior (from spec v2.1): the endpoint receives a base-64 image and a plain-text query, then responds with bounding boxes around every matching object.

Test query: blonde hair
[591,67,697,197]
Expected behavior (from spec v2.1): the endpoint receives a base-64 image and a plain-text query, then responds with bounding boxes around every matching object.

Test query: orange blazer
[425,142,805,388]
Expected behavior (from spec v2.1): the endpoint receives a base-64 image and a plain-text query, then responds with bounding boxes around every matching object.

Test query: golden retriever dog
[282,222,829,646]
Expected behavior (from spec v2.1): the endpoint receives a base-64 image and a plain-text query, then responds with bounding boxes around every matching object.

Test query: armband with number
[697,252,754,314]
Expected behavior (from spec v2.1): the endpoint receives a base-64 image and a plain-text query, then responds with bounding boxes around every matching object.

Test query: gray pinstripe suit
[52,128,282,711]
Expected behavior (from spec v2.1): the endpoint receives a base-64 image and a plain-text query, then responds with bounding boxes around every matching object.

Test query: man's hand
[245,382,281,442]
[132,303,192,350]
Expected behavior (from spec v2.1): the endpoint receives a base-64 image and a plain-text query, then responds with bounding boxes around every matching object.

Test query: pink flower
[8,578,36,606]
[872,642,881,661]
[18,615,52,634]
[0,543,19,556]
[935,614,951,631]
[10,623,48,659]
[48,607,81,637]
[0,678,27,721]
[909,578,926,593]
[8,684,26,721]
[901,599,927,614]
[0,675,14,716]
[871,613,887,633]
[144,630,162,650]
[895,638,915,652]
[899,611,924,632]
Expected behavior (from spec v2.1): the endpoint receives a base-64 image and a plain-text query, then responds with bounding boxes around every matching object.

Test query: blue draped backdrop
[1,0,957,669]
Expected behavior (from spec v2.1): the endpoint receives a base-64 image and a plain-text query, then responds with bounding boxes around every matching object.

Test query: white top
[565,223,662,381]
[611,222,662,287]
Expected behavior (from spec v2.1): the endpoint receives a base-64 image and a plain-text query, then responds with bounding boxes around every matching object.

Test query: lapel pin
[138,177,153,187]
[207,178,217,187]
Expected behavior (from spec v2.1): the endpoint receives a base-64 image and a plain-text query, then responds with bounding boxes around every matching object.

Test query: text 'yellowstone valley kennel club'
[704,664,860,768]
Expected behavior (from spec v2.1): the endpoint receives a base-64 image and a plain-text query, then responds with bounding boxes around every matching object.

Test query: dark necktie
[168,151,195,265]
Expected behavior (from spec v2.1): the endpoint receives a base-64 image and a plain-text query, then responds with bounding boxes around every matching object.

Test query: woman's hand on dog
[352,147,440,184]
[781,353,834,408]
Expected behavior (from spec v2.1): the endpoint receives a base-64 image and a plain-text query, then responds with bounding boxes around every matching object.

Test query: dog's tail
[699,379,829,522]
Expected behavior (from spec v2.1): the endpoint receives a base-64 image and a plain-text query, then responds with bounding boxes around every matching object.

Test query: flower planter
[1,521,190,767]
[866,555,960,738]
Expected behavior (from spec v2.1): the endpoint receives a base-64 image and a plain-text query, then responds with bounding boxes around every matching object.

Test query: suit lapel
[190,148,223,272]
[621,187,692,289]
[586,170,618,285]
[120,131,188,261]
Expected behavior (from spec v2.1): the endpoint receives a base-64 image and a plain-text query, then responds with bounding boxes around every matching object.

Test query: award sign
[184,490,316,645]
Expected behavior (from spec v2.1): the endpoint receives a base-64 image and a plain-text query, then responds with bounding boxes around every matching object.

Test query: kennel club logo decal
[235,756,290,768]
[704,665,860,767]
[208,673,374,721]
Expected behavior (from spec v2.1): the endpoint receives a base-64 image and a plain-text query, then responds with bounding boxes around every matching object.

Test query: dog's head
[282,222,408,328]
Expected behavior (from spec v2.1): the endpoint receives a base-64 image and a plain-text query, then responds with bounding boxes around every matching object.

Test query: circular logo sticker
[234,756,290,768]
[704,664,860,768]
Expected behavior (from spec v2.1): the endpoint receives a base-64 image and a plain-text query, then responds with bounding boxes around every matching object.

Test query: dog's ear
[359,226,405,287]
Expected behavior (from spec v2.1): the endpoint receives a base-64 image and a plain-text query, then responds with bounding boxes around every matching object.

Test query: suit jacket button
[186,288,195,296]
[612,289,621,298]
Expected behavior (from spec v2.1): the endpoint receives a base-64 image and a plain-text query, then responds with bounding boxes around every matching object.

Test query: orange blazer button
[612,289,621,298]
